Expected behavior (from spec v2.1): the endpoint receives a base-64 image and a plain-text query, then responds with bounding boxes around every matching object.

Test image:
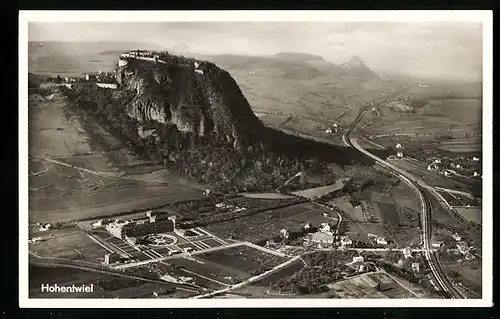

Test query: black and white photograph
[19,11,492,307]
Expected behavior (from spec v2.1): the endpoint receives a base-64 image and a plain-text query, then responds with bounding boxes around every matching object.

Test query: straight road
[191,254,303,299]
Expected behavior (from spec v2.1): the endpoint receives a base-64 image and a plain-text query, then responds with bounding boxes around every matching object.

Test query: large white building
[352,256,364,263]
[311,232,334,244]
[105,219,132,238]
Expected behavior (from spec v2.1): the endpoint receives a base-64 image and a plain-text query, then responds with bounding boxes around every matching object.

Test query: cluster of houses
[452,233,475,260]
[28,223,56,244]
[432,233,475,261]
[84,71,116,83]
[303,222,335,248]
[302,221,357,249]
[427,156,481,178]
[57,70,117,85]
[57,71,118,90]
[28,237,43,244]
[325,123,342,134]
[36,222,53,232]
[367,233,388,246]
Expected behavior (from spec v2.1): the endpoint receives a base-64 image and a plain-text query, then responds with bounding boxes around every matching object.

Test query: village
[426,155,482,179]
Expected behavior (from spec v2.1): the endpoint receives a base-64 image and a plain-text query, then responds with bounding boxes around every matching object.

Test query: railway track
[343,85,465,299]
[418,186,465,299]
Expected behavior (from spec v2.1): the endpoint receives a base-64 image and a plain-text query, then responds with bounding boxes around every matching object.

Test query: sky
[28,22,483,81]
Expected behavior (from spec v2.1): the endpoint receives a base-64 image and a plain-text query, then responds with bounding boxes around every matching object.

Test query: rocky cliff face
[116,54,265,150]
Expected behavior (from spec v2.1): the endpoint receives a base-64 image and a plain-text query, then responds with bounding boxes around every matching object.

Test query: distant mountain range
[28,41,380,82]
[29,41,163,57]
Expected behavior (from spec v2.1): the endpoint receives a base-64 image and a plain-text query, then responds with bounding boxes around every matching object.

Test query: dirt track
[28,91,204,223]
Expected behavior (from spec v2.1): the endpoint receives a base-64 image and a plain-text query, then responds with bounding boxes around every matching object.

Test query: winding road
[342,88,465,299]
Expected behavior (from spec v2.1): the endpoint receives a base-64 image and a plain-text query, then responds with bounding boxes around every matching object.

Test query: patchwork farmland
[28,91,205,223]
[327,272,435,299]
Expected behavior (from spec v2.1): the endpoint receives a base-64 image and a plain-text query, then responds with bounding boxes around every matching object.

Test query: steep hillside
[61,52,378,192]
[116,55,265,150]
[28,72,47,88]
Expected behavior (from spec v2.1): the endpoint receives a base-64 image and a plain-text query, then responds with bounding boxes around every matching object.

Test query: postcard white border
[19,10,493,308]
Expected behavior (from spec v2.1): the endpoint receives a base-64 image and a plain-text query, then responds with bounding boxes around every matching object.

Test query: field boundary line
[194,227,228,245]
[357,222,374,246]
[361,137,385,149]
[192,254,303,299]
[84,232,120,255]
[382,271,421,298]
[431,189,467,224]
[177,267,230,287]
[242,242,288,258]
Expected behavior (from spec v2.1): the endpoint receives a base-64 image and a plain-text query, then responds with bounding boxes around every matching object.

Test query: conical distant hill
[341,55,380,80]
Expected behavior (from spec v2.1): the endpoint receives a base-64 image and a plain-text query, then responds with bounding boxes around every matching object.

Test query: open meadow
[29,230,109,263]
[439,260,482,298]
[326,271,435,299]
[453,207,482,224]
[28,91,204,223]
[196,245,286,276]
